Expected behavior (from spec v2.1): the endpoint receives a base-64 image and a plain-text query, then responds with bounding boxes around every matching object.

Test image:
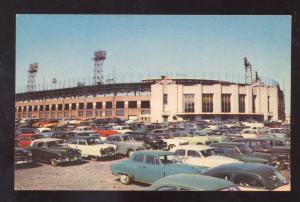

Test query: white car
[73,126,93,132]
[171,145,242,168]
[153,135,189,150]
[67,136,117,161]
[36,127,53,133]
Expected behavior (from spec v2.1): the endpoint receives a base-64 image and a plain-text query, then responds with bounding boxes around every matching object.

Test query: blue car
[111,150,208,185]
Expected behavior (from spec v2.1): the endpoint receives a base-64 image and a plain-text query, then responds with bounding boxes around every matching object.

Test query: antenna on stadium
[93,50,106,85]
[27,63,38,92]
[244,57,253,84]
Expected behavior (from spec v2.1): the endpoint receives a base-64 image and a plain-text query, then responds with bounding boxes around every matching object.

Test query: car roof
[108,133,130,137]
[70,136,100,139]
[204,162,275,177]
[133,150,174,156]
[31,138,61,144]
[211,142,246,146]
[175,145,213,151]
[150,174,235,190]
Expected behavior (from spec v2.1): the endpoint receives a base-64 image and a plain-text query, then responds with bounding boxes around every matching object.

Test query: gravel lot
[15,156,148,190]
[15,157,290,191]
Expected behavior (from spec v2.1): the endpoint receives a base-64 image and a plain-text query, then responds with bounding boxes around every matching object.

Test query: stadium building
[15,76,285,123]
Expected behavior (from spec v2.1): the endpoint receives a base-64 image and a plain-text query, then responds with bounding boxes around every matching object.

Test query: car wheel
[196,142,203,145]
[127,149,134,157]
[90,156,98,161]
[120,174,130,185]
[168,144,175,150]
[50,158,59,166]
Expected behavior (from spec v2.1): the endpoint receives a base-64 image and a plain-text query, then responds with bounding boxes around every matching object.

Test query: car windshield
[200,149,216,157]
[159,154,181,164]
[265,170,288,189]
[237,145,252,154]
[86,138,102,145]
[123,135,134,141]
[47,140,64,147]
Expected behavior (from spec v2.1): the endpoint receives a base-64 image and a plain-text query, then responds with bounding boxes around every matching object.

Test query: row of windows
[16,101,150,112]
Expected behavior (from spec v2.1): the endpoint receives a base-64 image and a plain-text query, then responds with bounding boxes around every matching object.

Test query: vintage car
[171,145,242,168]
[103,134,145,156]
[73,126,94,132]
[67,136,116,160]
[126,131,168,150]
[231,137,290,170]
[146,174,240,191]
[204,163,289,191]
[51,131,77,141]
[241,119,264,128]
[186,130,226,145]
[111,150,208,185]
[15,127,37,136]
[29,138,81,166]
[15,146,33,167]
[210,142,277,165]
[150,129,189,150]
[15,133,44,148]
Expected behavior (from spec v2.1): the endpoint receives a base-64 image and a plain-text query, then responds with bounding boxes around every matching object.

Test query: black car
[230,138,290,170]
[203,163,289,191]
[126,131,168,150]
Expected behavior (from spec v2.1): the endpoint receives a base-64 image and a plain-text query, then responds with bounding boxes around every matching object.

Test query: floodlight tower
[27,63,38,92]
[244,57,253,84]
[93,50,106,85]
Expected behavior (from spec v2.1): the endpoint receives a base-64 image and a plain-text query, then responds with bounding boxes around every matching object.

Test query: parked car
[146,174,240,191]
[126,131,168,150]
[51,131,77,141]
[15,128,36,136]
[111,150,208,185]
[187,130,226,145]
[230,137,290,170]
[29,138,81,166]
[210,142,276,165]
[15,133,44,149]
[15,146,33,167]
[67,136,116,161]
[203,163,289,191]
[171,145,242,168]
[104,134,145,156]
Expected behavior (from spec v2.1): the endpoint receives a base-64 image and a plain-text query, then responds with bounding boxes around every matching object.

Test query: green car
[147,174,240,191]
[210,142,276,165]
[111,150,208,185]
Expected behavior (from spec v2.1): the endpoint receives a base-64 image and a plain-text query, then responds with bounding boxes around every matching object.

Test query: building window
[86,111,93,117]
[44,112,49,118]
[141,101,150,108]
[64,112,69,118]
[128,101,137,108]
[221,94,231,113]
[22,106,27,112]
[105,109,112,116]
[23,113,27,118]
[45,105,50,111]
[39,112,43,118]
[78,111,84,117]
[141,109,150,115]
[87,102,93,110]
[239,94,246,113]
[79,103,84,110]
[95,110,102,116]
[202,94,213,113]
[116,101,124,109]
[57,112,62,118]
[268,96,270,113]
[28,106,32,112]
[71,103,76,110]
[106,102,112,109]
[64,104,69,110]
[116,109,125,116]
[163,94,168,105]
[18,107,22,112]
[51,104,56,111]
[58,104,63,110]
[39,105,44,111]
[252,95,256,113]
[96,102,102,109]
[34,106,38,111]
[51,112,56,118]
[28,113,32,118]
[183,94,195,113]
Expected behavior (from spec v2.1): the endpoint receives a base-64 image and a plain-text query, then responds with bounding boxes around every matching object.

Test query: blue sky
[16,15,291,115]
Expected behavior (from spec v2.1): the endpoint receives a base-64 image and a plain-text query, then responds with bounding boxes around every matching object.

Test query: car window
[187,150,201,157]
[32,141,43,148]
[146,155,159,165]
[274,140,284,146]
[223,147,239,155]
[214,147,225,154]
[69,139,78,144]
[133,154,144,163]
[233,174,265,188]
[156,186,178,191]
[123,135,133,141]
[159,154,180,164]
[110,136,121,141]
[79,139,87,145]
[200,149,215,157]
[175,149,186,156]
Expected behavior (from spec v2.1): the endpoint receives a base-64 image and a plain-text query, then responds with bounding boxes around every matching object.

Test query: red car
[16,133,44,149]
[94,130,119,138]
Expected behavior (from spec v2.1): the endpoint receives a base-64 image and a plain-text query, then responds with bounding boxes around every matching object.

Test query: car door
[231,173,267,191]
[30,141,43,161]
[135,155,164,183]
[174,149,186,161]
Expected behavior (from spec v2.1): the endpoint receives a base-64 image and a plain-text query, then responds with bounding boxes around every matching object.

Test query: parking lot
[15,156,289,191]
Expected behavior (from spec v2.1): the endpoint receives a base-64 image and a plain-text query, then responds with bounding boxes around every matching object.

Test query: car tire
[168,144,175,150]
[50,158,59,166]
[90,156,98,161]
[120,174,130,185]
[127,149,134,157]
[196,142,203,145]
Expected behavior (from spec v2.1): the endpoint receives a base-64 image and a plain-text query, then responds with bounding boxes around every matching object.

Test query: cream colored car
[171,145,242,168]
[67,136,117,161]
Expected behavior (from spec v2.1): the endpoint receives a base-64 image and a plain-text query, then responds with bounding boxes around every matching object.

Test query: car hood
[163,162,208,174]
[205,155,241,164]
